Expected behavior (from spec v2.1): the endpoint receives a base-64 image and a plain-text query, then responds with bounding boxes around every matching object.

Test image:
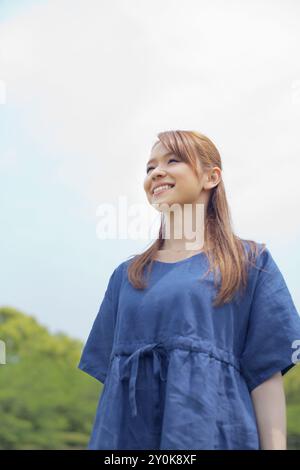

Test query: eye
[146,158,179,174]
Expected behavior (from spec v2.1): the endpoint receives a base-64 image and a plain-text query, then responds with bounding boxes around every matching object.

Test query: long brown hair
[127,130,266,307]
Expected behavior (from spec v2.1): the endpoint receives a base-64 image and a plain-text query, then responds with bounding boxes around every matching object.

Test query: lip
[151,183,175,195]
[152,185,175,197]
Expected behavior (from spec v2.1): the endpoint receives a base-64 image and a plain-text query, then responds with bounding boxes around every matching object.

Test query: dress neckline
[152,250,205,265]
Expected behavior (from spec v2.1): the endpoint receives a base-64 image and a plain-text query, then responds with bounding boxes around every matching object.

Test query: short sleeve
[77,267,119,384]
[240,246,300,393]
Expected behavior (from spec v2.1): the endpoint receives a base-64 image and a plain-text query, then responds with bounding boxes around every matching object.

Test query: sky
[0,0,300,342]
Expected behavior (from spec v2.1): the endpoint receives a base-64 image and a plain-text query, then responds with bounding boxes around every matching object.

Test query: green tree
[0,306,102,449]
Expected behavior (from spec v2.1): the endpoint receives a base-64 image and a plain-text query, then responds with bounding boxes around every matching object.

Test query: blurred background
[0,0,300,449]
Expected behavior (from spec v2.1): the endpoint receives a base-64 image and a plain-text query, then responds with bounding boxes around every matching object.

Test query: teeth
[153,184,174,194]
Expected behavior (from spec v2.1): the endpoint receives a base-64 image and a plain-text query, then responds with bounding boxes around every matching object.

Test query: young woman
[78,130,300,450]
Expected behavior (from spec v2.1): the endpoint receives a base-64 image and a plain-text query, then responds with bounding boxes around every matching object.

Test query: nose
[150,164,168,179]
[150,169,168,186]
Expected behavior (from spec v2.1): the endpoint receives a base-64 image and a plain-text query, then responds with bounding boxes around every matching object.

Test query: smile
[152,184,175,196]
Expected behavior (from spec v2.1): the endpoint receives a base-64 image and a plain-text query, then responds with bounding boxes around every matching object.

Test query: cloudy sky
[0,0,299,341]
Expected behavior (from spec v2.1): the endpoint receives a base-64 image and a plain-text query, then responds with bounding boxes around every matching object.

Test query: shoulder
[239,238,269,269]
[240,240,288,294]
[240,238,266,256]
[109,255,135,286]
[113,256,135,273]
[237,239,275,292]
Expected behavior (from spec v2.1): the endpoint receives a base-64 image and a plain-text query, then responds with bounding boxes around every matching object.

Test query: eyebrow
[146,152,174,167]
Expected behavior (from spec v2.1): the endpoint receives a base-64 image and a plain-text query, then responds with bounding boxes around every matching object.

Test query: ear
[208,168,222,188]
[201,171,215,190]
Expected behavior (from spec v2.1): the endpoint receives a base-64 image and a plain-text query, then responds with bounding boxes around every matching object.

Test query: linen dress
[77,242,300,450]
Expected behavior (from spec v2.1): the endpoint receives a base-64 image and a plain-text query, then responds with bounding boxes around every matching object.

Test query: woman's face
[144,141,206,209]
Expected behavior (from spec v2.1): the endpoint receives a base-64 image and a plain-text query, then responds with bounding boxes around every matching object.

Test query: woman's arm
[251,371,287,450]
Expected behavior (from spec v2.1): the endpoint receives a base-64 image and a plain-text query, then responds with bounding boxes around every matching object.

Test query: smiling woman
[141,131,226,291]
[78,130,300,450]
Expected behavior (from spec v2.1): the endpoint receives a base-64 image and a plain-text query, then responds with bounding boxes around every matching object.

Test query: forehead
[147,141,174,164]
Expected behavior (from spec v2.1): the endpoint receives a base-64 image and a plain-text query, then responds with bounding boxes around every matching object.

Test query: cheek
[175,176,193,191]
[143,179,150,191]
[174,180,200,199]
[145,183,153,200]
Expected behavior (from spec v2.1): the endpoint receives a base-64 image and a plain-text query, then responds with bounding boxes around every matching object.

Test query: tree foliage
[0,306,102,449]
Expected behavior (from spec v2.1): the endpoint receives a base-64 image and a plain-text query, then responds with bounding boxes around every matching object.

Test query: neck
[160,201,206,252]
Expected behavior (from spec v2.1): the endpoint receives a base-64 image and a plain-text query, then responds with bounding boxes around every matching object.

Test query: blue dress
[77,242,300,450]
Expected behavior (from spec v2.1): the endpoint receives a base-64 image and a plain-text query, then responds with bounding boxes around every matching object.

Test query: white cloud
[0,0,299,239]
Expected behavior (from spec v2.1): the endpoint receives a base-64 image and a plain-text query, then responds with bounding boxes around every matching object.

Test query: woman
[78,130,300,450]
